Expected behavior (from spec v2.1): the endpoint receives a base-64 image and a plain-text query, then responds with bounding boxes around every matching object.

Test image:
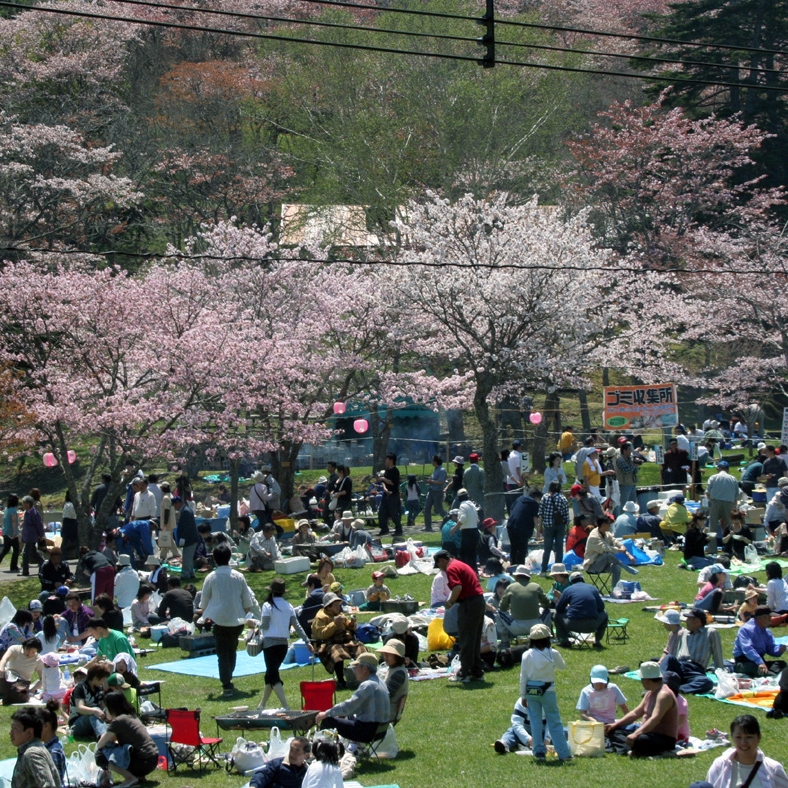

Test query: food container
[382,599,419,615]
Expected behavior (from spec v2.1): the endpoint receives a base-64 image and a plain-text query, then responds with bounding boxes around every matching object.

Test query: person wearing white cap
[497,566,551,649]
[606,661,677,757]
[519,623,572,762]
[447,456,465,510]
[764,478,788,532]
[636,500,668,543]
[331,511,355,543]
[451,489,480,569]
[249,471,271,529]
[315,652,390,743]
[576,664,629,724]
[113,555,140,610]
[661,608,723,693]
[612,500,639,539]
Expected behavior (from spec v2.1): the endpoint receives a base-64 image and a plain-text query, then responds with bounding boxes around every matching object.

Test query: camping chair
[390,694,407,727]
[586,570,612,597]
[165,708,223,772]
[606,617,630,644]
[300,679,337,712]
[137,681,164,723]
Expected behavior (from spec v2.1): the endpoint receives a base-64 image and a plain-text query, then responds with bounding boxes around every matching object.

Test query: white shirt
[147,483,163,515]
[114,567,141,609]
[200,565,260,626]
[430,571,450,606]
[131,489,157,520]
[303,761,344,788]
[676,434,690,453]
[507,450,523,485]
[457,500,478,530]
[767,578,788,612]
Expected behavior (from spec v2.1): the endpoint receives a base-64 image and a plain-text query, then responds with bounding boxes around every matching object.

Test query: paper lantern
[353,418,369,434]
[43,452,58,468]
[67,450,77,464]
[529,412,542,425]
[333,402,346,415]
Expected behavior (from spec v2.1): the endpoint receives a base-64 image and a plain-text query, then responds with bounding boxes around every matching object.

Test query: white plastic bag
[744,544,759,565]
[374,724,399,759]
[167,616,194,635]
[267,727,292,761]
[406,538,420,560]
[449,654,461,675]
[229,736,266,773]
[715,668,739,699]
[353,544,368,567]
[0,597,16,628]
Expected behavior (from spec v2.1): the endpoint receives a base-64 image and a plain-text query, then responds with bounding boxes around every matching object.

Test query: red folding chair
[165,708,223,772]
[300,679,337,712]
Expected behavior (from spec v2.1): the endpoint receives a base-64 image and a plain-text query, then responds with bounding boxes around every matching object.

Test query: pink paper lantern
[43,452,58,468]
[333,402,346,415]
[67,450,77,464]
[353,418,369,434]
[529,412,542,425]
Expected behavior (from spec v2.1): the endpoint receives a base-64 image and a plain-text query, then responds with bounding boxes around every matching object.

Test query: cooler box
[150,625,169,643]
[274,556,311,574]
[745,508,764,525]
[179,633,216,656]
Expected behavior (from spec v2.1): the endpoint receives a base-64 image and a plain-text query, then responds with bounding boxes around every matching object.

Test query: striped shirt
[677,626,724,669]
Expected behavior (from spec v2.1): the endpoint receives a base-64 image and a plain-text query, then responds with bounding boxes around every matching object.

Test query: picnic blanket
[602,594,658,604]
[697,688,779,711]
[727,558,788,577]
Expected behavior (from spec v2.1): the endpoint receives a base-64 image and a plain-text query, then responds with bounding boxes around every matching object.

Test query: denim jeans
[541,524,566,573]
[71,713,107,739]
[501,725,531,750]
[686,555,714,570]
[423,492,446,531]
[527,690,571,759]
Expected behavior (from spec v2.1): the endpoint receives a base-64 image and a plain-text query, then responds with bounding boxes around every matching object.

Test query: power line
[111,0,480,46]
[5,1,788,92]
[3,245,786,276]
[293,0,788,58]
[110,0,783,78]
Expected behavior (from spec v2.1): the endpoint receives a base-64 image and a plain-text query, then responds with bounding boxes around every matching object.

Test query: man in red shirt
[434,549,486,683]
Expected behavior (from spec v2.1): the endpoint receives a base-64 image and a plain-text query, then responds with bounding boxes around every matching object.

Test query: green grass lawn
[0,544,785,788]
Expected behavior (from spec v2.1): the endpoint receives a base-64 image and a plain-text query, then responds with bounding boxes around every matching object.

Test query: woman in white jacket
[706,714,788,788]
[519,623,572,762]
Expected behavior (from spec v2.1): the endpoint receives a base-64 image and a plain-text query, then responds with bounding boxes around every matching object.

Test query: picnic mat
[727,558,788,577]
[147,651,271,678]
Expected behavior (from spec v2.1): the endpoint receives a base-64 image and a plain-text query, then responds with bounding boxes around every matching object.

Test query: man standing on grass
[434,549,486,683]
[198,544,260,698]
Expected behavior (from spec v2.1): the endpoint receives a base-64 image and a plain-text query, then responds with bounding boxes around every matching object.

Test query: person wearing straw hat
[612,501,640,539]
[292,519,318,560]
[738,589,761,623]
[606,661,677,757]
[519,622,572,762]
[547,563,571,605]
[497,566,550,649]
[315,653,390,743]
[312,592,366,690]
[142,555,167,594]
[377,639,409,723]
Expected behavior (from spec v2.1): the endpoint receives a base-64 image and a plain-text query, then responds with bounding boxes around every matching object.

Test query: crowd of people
[5,428,788,788]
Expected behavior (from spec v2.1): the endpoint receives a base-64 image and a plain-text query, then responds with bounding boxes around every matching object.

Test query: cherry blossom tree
[387,191,611,519]
[0,114,143,254]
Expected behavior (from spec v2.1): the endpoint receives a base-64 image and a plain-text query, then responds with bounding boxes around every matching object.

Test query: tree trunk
[578,389,591,435]
[272,441,301,503]
[533,391,560,473]
[475,379,505,522]
[369,403,394,473]
[229,457,240,525]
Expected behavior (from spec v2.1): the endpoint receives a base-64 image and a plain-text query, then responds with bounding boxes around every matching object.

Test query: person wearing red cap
[463,453,486,520]
[359,571,391,612]
[478,519,505,567]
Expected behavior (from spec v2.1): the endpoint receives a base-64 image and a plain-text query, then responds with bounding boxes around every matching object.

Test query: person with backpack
[537,481,570,576]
